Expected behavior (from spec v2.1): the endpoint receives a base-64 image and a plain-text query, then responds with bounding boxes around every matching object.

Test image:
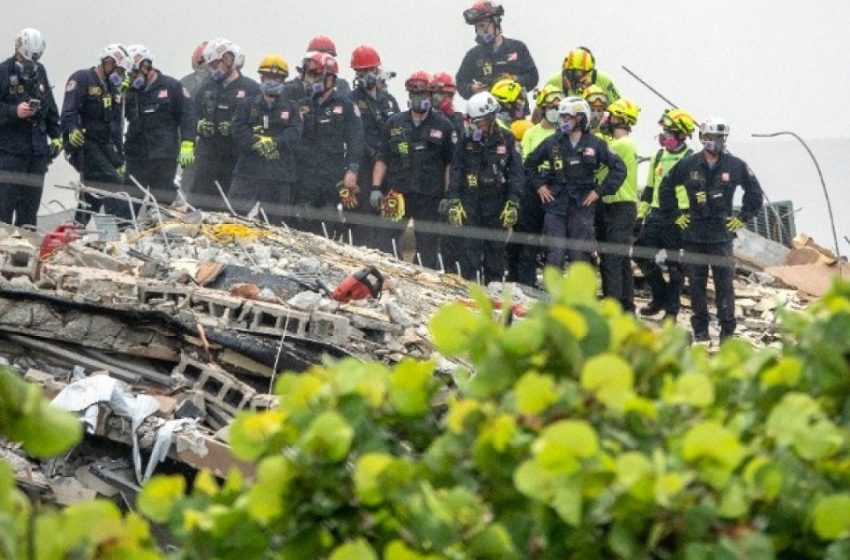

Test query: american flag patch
[583,147,595,156]
[158,89,168,99]
[507,52,518,61]
[281,111,289,119]
[332,105,344,115]
[237,90,245,98]
[496,145,507,155]
[722,172,730,181]
[430,128,443,139]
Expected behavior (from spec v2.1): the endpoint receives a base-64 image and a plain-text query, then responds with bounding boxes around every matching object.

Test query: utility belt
[689,187,726,219]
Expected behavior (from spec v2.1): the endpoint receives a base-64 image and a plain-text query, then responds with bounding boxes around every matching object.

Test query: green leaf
[533,420,598,474]
[330,539,378,560]
[228,409,288,462]
[388,359,435,417]
[760,356,803,388]
[682,421,745,470]
[429,302,482,356]
[661,372,715,408]
[514,371,558,416]
[717,479,749,519]
[580,353,634,410]
[615,452,653,495]
[545,262,598,306]
[514,459,555,501]
[299,410,354,462]
[274,371,328,414]
[813,494,850,540]
[549,305,588,340]
[384,540,443,560]
[501,316,546,356]
[138,475,185,523]
[468,523,519,559]
[246,455,296,524]
[766,393,844,460]
[354,453,394,506]
[552,475,583,526]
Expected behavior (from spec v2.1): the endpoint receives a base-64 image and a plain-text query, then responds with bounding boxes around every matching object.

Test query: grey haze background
[4,0,849,252]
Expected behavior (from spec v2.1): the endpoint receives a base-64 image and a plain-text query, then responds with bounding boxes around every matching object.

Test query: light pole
[751,131,843,270]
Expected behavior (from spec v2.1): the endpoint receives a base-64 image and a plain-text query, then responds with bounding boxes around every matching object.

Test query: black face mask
[355,72,378,90]
[15,60,38,82]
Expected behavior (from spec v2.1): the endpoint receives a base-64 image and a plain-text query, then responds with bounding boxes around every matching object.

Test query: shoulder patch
[183,87,191,98]
[332,104,344,115]
[65,80,77,92]
[281,110,290,120]
[583,147,596,157]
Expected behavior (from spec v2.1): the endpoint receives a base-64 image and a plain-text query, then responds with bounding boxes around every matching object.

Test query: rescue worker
[293,52,364,236]
[123,45,196,206]
[583,84,611,137]
[633,108,695,321]
[595,98,640,312]
[506,84,563,286]
[61,44,132,222]
[659,116,763,343]
[180,41,209,99]
[189,38,260,211]
[229,54,302,223]
[545,47,620,101]
[0,28,61,227]
[372,71,454,269]
[284,36,351,102]
[490,77,531,140]
[445,91,523,283]
[455,1,538,101]
[348,45,399,247]
[524,96,625,267]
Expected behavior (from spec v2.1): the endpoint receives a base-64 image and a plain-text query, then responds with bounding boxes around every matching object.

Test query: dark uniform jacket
[455,38,538,100]
[124,72,195,161]
[232,93,302,182]
[349,87,399,158]
[659,150,763,244]
[377,109,454,197]
[0,57,59,156]
[448,126,523,206]
[60,68,123,160]
[298,89,364,177]
[524,130,626,215]
[194,73,260,158]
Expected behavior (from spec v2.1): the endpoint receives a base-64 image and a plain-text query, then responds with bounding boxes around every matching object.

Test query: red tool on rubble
[39,223,79,260]
[332,267,384,303]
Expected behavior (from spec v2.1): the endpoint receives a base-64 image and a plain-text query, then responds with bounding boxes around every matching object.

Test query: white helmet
[127,44,154,70]
[558,96,591,130]
[699,116,730,137]
[466,91,500,119]
[100,44,132,73]
[232,44,245,70]
[203,37,238,65]
[15,28,46,62]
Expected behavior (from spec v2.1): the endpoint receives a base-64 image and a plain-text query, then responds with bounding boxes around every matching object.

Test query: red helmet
[191,41,208,70]
[430,72,457,95]
[305,52,339,76]
[405,70,431,93]
[307,35,337,57]
[463,1,504,24]
[350,45,381,70]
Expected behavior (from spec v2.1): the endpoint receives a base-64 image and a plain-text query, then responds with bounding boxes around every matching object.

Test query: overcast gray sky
[5,0,850,251]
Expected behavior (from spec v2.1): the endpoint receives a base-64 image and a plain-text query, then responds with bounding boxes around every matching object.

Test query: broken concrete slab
[764,263,850,297]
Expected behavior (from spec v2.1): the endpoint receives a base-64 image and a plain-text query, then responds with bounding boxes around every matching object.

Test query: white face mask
[544,108,559,124]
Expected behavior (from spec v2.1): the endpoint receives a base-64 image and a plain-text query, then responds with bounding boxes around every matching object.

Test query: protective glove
[637,200,650,220]
[178,140,195,167]
[381,189,406,221]
[120,75,131,92]
[447,199,466,227]
[370,189,384,210]
[48,137,63,159]
[437,198,450,216]
[217,120,232,137]
[726,214,746,233]
[500,200,519,229]
[252,135,278,159]
[69,128,85,148]
[338,181,359,209]
[674,211,690,230]
[116,164,126,177]
[197,118,215,137]
[695,191,707,205]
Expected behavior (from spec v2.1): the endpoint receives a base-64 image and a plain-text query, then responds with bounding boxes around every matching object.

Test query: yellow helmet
[258,54,289,77]
[534,84,564,107]
[607,98,640,127]
[660,107,696,136]
[510,119,532,141]
[490,77,522,105]
[562,47,595,72]
[582,84,609,111]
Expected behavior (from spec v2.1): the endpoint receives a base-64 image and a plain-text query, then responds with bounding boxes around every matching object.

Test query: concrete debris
[0,208,831,507]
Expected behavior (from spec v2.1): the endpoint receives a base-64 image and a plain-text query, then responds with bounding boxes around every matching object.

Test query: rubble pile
[0,205,815,504]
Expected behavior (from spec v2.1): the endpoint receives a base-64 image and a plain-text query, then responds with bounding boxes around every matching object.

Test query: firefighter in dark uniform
[123,45,196,206]
[61,44,132,222]
[633,108,696,321]
[524,96,625,267]
[372,71,455,269]
[180,41,209,99]
[189,38,260,211]
[229,54,302,223]
[0,28,61,227]
[293,52,364,236]
[348,45,399,248]
[445,91,523,282]
[660,116,763,344]
[455,1,538,102]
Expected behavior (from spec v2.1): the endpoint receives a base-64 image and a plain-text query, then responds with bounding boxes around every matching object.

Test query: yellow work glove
[116,164,126,177]
[252,135,278,159]
[695,191,707,205]
[381,189,406,221]
[500,200,519,229]
[178,140,195,167]
[48,137,63,159]
[674,212,690,230]
[726,215,746,232]
[217,120,232,137]
[337,181,359,209]
[637,200,650,220]
[69,128,85,148]
[447,199,466,227]
[197,118,215,137]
